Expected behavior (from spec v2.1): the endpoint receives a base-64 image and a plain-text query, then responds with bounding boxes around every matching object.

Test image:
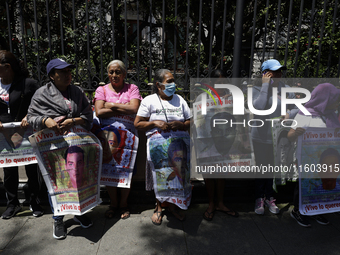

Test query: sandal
[152,209,163,226]
[216,208,239,218]
[105,206,117,219]
[168,207,186,222]
[203,208,215,221]
[120,207,130,220]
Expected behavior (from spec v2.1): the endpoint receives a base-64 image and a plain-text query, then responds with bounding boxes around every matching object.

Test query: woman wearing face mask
[134,69,191,225]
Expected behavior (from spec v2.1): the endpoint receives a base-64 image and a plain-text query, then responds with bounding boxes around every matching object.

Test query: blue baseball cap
[261,59,286,72]
[46,58,75,75]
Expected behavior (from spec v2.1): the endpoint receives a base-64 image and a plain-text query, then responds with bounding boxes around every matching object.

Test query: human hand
[0,121,3,132]
[20,117,29,128]
[59,119,74,135]
[262,71,272,84]
[45,118,62,134]
[154,120,169,131]
[168,121,184,131]
[294,127,306,137]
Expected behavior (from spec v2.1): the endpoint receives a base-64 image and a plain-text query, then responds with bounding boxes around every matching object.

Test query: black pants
[3,164,40,206]
[253,140,275,199]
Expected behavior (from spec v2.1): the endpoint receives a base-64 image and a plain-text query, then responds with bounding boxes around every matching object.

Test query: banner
[271,118,297,188]
[148,131,191,210]
[29,125,102,216]
[192,96,254,178]
[93,115,138,188]
[297,128,340,215]
[0,122,37,167]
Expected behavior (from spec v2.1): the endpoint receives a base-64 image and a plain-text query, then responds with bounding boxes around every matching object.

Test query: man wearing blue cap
[27,58,93,240]
[251,59,297,216]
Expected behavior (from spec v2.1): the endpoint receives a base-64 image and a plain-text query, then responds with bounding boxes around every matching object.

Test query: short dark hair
[167,139,188,164]
[64,146,84,161]
[101,125,121,146]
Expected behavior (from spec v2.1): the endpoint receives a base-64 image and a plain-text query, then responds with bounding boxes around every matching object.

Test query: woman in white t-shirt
[134,69,191,225]
[288,83,340,227]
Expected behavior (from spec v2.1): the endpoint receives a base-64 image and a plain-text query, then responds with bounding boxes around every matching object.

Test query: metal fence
[1,0,339,97]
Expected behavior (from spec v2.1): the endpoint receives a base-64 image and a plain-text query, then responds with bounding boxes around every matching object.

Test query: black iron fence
[1,0,339,96]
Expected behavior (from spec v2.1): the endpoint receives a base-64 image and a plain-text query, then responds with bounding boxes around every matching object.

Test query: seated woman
[27,58,93,240]
[134,69,191,225]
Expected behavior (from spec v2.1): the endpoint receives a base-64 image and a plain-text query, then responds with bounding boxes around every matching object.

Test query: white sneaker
[254,198,264,215]
[264,197,280,214]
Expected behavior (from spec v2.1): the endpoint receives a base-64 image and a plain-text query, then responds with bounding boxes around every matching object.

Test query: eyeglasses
[109,70,122,75]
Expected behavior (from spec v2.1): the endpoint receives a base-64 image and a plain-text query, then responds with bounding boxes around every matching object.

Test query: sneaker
[1,205,22,219]
[310,214,329,225]
[53,220,66,240]
[255,198,265,215]
[290,209,311,227]
[74,215,93,228]
[30,204,44,217]
[264,197,280,214]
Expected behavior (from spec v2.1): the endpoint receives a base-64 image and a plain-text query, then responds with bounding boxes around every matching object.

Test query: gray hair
[152,69,171,94]
[107,60,127,76]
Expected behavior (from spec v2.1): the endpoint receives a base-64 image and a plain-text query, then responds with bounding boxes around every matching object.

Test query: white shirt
[292,113,326,130]
[137,93,191,136]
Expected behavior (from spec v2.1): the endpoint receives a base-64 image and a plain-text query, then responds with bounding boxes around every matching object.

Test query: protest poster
[0,122,37,167]
[297,127,340,215]
[29,125,102,216]
[148,131,191,210]
[271,118,297,188]
[93,115,138,188]
[192,94,254,178]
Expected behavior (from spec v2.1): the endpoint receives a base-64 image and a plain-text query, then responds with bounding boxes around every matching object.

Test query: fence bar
[293,0,304,77]
[5,0,13,52]
[111,0,115,58]
[273,0,281,59]
[184,0,190,89]
[304,0,315,77]
[58,0,64,55]
[99,0,103,81]
[208,0,215,77]
[261,0,269,63]
[316,0,328,77]
[173,0,177,78]
[327,0,337,77]
[149,0,152,82]
[220,0,227,69]
[137,0,140,85]
[45,0,52,60]
[124,0,128,68]
[18,0,26,64]
[232,0,244,78]
[33,0,41,82]
[72,0,78,81]
[197,0,203,77]
[161,0,165,68]
[283,0,293,69]
[86,0,91,86]
[249,0,258,78]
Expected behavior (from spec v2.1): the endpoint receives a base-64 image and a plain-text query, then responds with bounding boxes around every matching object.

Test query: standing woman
[134,69,191,225]
[27,58,93,240]
[94,60,142,219]
[0,50,42,219]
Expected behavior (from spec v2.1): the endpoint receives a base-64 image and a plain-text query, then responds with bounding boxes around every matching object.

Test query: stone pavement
[1,203,340,255]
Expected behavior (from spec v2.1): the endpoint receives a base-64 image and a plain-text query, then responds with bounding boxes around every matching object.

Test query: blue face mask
[162,82,176,97]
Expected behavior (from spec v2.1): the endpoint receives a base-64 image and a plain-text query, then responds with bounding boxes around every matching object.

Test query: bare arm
[134,115,169,131]
[95,98,141,118]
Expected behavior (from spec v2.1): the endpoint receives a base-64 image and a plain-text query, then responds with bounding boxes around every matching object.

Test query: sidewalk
[1,203,340,255]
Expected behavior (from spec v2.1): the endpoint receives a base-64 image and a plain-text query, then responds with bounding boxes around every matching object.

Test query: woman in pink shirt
[94,60,142,219]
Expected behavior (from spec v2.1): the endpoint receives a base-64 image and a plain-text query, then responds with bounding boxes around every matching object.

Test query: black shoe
[290,209,311,227]
[30,204,44,217]
[310,214,329,225]
[74,215,93,228]
[53,220,66,240]
[1,205,22,219]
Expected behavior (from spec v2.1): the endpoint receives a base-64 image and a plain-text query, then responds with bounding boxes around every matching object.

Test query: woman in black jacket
[0,50,42,219]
